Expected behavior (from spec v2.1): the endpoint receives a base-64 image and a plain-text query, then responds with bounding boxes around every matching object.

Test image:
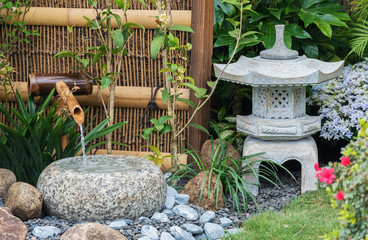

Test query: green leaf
[314,17,332,38]
[298,10,315,28]
[219,1,236,16]
[302,42,319,58]
[159,124,172,135]
[214,36,236,48]
[170,64,178,72]
[269,9,282,20]
[101,75,113,89]
[53,51,76,59]
[320,14,348,28]
[114,0,125,9]
[124,22,145,30]
[112,30,125,49]
[189,123,209,135]
[161,88,170,103]
[302,0,325,9]
[93,51,104,65]
[137,0,145,7]
[151,32,165,60]
[177,98,197,109]
[158,115,172,125]
[169,25,194,33]
[143,145,161,156]
[285,24,312,39]
[77,58,90,68]
[111,13,122,28]
[262,23,276,49]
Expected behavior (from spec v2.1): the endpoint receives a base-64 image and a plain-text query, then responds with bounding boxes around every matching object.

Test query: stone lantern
[213,25,344,195]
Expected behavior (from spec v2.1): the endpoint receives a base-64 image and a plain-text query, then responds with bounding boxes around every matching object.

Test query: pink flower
[12,6,16,12]
[0,2,2,8]
[340,156,351,167]
[334,191,344,201]
[314,163,322,178]
[319,168,336,184]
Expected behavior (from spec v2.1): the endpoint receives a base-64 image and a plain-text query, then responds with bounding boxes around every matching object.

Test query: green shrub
[167,136,287,213]
[0,90,126,186]
[318,119,368,239]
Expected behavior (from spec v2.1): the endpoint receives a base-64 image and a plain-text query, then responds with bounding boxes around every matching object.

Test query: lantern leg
[242,136,318,196]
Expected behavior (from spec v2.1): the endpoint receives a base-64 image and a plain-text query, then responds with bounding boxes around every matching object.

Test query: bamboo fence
[0,0,192,159]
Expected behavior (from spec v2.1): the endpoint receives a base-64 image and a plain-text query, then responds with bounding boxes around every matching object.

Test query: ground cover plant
[0,90,125,186]
[226,190,338,240]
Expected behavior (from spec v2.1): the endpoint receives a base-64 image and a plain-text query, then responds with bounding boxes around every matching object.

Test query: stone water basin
[37,155,166,222]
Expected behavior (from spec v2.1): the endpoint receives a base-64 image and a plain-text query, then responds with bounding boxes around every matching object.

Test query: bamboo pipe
[0,82,190,110]
[55,81,85,125]
[0,7,191,29]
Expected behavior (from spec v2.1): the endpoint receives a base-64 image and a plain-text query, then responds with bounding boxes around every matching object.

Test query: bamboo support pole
[0,7,191,29]
[0,82,190,110]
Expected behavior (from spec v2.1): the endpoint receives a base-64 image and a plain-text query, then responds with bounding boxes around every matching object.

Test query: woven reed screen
[0,0,192,154]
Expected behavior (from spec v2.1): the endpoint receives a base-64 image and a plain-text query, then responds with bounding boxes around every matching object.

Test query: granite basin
[37,155,166,222]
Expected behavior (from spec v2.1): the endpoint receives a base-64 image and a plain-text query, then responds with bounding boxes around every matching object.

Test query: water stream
[79,124,86,164]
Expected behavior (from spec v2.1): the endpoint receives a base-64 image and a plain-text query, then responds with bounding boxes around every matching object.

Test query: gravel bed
[1,164,301,240]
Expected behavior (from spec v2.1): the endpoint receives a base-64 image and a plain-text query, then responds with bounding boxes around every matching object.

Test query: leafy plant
[54,0,144,153]
[167,135,286,213]
[308,59,368,140]
[209,106,246,153]
[0,90,125,186]
[316,119,368,239]
[213,0,351,63]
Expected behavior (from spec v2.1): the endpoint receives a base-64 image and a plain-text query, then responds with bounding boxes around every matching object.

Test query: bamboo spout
[55,81,84,125]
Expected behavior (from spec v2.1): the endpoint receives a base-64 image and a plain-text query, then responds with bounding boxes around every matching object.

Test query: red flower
[314,163,322,178]
[340,156,351,167]
[319,168,336,184]
[334,191,344,201]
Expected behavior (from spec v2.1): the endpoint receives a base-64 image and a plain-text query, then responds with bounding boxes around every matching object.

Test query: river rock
[170,226,195,240]
[199,211,215,223]
[160,231,175,240]
[182,223,203,234]
[181,172,224,211]
[219,217,232,228]
[200,139,240,170]
[204,223,224,240]
[164,195,176,209]
[5,182,42,221]
[108,219,127,229]
[60,222,127,240]
[0,169,16,198]
[141,225,159,240]
[175,194,190,205]
[151,212,170,223]
[0,207,27,240]
[173,205,199,221]
[32,226,61,239]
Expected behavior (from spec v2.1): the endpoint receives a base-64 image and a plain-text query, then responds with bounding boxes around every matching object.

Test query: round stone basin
[37,155,166,222]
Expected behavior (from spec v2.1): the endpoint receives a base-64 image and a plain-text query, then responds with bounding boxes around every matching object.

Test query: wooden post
[189,0,214,155]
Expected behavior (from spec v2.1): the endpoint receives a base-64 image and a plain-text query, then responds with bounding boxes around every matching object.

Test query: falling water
[79,124,86,164]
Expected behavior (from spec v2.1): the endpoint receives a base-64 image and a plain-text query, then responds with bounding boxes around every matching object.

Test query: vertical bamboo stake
[189,0,214,156]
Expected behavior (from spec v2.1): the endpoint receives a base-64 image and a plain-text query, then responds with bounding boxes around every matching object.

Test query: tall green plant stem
[106,0,114,154]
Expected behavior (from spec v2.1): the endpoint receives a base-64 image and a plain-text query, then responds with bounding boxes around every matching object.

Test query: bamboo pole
[0,82,190,110]
[0,7,191,29]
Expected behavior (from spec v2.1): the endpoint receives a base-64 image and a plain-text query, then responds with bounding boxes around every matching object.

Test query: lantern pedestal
[242,136,318,196]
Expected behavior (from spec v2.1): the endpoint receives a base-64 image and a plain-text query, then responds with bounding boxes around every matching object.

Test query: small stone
[60,223,127,240]
[0,169,16,198]
[175,194,190,205]
[164,173,172,179]
[219,217,232,228]
[138,237,151,240]
[5,182,42,221]
[108,219,128,229]
[151,212,170,223]
[182,223,203,234]
[199,211,215,223]
[160,231,175,240]
[161,209,174,215]
[195,234,208,240]
[170,226,195,240]
[173,205,199,221]
[137,216,151,224]
[204,223,224,240]
[0,207,27,240]
[141,225,159,240]
[167,186,178,197]
[164,195,175,209]
[32,226,61,239]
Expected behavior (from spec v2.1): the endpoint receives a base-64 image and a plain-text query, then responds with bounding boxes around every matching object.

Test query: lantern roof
[213,25,344,86]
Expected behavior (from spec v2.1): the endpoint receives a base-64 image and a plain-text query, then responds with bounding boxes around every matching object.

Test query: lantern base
[242,136,318,196]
